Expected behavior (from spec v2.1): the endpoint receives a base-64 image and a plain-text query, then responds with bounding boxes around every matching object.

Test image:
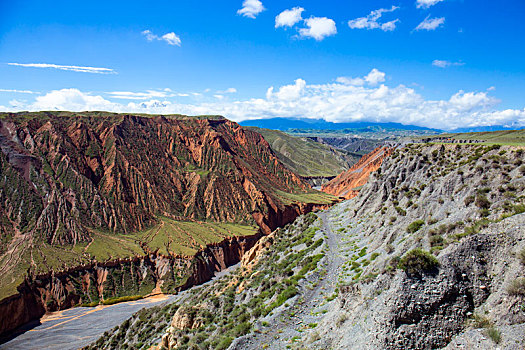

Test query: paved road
[1,263,240,350]
[1,295,178,350]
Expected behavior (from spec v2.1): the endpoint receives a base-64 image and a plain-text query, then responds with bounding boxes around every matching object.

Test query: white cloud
[336,69,386,86]
[30,89,119,111]
[106,90,175,100]
[416,0,445,9]
[142,30,181,46]
[217,88,237,94]
[0,89,37,94]
[275,7,304,28]
[415,16,445,31]
[348,6,400,32]
[4,71,525,131]
[7,63,116,74]
[237,0,265,19]
[335,77,365,86]
[299,17,337,41]
[214,95,225,100]
[364,69,386,85]
[267,79,306,100]
[432,60,465,68]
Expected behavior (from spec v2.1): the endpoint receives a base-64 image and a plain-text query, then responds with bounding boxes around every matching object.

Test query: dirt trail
[240,208,344,349]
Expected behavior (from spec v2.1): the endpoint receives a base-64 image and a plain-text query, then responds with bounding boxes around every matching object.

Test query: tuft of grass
[507,278,525,296]
[485,326,501,344]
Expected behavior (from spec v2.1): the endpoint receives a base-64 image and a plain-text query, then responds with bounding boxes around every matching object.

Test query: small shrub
[395,206,407,216]
[398,249,439,276]
[471,314,491,328]
[407,220,425,233]
[507,278,525,296]
[475,195,491,209]
[485,326,501,344]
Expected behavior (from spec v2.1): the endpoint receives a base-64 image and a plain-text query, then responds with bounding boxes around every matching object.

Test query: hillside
[321,146,394,199]
[0,111,338,337]
[87,142,525,349]
[429,129,525,146]
[245,126,358,180]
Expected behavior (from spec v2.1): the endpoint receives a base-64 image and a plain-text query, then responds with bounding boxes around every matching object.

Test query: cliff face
[321,146,395,199]
[0,112,337,337]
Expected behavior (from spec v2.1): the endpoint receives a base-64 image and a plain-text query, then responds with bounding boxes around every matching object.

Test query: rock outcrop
[321,146,395,199]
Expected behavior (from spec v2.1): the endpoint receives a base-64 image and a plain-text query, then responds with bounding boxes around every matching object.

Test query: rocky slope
[321,146,395,199]
[87,142,525,350]
[0,111,338,337]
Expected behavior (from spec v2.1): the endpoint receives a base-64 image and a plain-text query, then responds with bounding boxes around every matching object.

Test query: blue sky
[0,0,524,129]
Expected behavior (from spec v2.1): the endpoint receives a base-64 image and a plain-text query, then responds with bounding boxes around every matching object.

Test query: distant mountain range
[239,118,441,132]
[450,125,525,133]
[239,118,525,134]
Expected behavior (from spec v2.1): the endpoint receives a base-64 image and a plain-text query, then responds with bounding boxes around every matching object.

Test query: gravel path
[237,208,345,349]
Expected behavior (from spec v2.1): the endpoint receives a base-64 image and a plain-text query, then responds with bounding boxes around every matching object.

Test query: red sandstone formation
[321,146,395,199]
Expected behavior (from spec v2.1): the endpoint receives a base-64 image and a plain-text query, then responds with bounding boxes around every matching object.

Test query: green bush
[395,206,407,216]
[407,220,425,233]
[398,249,439,275]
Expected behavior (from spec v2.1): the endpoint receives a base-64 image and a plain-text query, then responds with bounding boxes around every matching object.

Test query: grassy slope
[246,127,356,177]
[433,129,525,146]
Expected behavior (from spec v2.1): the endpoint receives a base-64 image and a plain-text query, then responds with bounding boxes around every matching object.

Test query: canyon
[0,112,338,338]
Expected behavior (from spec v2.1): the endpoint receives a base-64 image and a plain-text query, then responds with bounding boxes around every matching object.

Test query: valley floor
[1,265,238,350]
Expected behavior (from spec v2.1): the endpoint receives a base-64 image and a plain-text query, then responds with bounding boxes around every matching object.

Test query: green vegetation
[246,126,358,177]
[398,249,439,275]
[486,326,502,344]
[102,295,143,305]
[406,220,425,233]
[273,189,339,206]
[432,129,525,146]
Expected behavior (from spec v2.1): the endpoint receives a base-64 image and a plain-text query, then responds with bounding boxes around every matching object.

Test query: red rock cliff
[321,146,394,199]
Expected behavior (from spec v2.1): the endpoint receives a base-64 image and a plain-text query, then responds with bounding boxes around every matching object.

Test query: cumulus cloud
[30,89,119,111]
[4,70,525,131]
[266,79,306,100]
[415,16,445,31]
[237,0,265,19]
[336,69,386,86]
[299,17,337,41]
[7,63,116,74]
[348,6,400,32]
[142,30,181,46]
[364,69,386,85]
[416,0,445,9]
[432,60,465,68]
[275,7,304,28]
